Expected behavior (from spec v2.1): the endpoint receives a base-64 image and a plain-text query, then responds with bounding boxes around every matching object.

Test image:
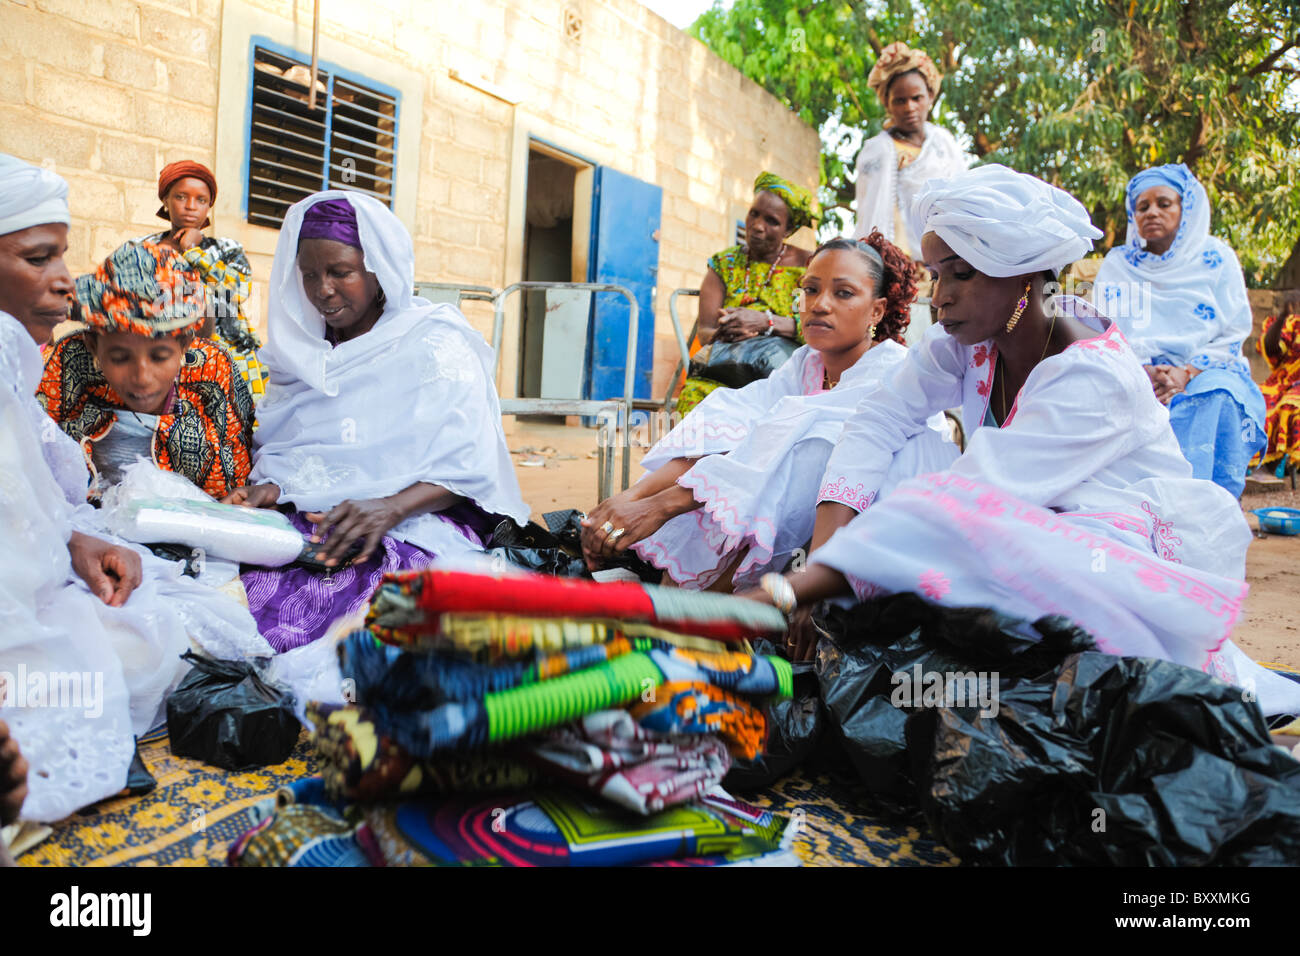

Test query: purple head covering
[298,198,362,248]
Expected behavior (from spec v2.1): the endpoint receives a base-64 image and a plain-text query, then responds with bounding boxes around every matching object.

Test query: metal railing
[490,281,639,501]
[659,287,699,413]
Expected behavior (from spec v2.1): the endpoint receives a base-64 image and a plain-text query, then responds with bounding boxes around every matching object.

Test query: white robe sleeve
[818,324,965,510]
[640,348,810,471]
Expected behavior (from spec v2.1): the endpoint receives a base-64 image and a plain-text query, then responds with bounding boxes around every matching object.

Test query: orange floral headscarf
[867,42,942,107]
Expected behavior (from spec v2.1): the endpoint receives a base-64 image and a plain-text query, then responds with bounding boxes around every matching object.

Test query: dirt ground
[509,419,1300,669]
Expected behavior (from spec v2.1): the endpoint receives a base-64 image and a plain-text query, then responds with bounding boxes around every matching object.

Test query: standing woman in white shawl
[852,42,967,258]
[1092,164,1265,497]
[738,164,1300,718]
[225,192,530,652]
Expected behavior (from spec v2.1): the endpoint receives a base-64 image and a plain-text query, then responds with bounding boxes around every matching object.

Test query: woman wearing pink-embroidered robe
[739,165,1300,717]
[579,232,957,590]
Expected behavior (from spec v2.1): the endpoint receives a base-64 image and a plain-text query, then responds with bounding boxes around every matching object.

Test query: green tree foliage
[692,0,1300,285]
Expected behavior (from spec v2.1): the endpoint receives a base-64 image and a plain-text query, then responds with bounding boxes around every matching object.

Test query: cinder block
[32,68,134,127]
[0,5,97,71]
[0,106,96,166]
[95,134,157,180]
[140,6,213,62]
[134,94,213,149]
[102,43,161,89]
[34,0,138,38]
[164,58,217,106]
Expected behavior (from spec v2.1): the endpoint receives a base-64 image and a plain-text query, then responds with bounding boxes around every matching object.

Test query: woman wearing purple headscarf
[223,192,529,651]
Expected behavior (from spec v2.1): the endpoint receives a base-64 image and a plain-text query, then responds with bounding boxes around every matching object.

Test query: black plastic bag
[689,335,799,389]
[816,593,1300,865]
[166,651,300,770]
[724,638,825,792]
[487,512,662,582]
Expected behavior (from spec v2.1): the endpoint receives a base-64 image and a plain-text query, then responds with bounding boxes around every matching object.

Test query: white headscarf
[0,153,70,235]
[911,164,1102,277]
[1092,165,1252,369]
[250,190,530,542]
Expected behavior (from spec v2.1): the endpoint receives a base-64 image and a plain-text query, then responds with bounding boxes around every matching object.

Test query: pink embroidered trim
[678,468,778,580]
[801,351,827,396]
[633,511,729,589]
[1066,320,1126,353]
[1140,500,1183,562]
[1066,511,1149,535]
[918,569,951,601]
[897,473,1240,667]
[817,477,878,512]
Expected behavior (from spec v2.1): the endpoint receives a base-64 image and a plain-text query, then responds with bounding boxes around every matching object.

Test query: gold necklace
[997,311,1057,423]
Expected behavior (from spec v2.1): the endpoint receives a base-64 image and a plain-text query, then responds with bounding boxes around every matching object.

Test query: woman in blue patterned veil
[1093,164,1265,497]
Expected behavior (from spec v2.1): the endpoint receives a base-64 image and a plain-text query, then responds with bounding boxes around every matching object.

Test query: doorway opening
[520,145,592,404]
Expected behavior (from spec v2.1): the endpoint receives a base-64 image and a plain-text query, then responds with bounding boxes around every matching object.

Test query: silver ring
[607,527,625,542]
[600,521,614,535]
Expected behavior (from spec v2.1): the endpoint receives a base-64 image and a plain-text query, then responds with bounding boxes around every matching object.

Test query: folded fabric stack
[231,568,798,867]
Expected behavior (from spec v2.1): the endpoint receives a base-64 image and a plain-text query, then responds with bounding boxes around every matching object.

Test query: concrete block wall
[1,0,822,399]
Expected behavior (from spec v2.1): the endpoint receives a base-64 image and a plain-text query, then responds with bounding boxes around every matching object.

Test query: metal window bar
[490,282,639,502]
[249,46,396,226]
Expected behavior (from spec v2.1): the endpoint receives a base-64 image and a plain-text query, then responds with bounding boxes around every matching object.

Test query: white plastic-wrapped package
[105,497,304,566]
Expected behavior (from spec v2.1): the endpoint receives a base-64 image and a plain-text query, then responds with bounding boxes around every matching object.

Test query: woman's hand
[579,495,671,570]
[303,497,403,567]
[1148,364,1192,405]
[734,588,818,661]
[173,227,204,251]
[68,531,142,607]
[714,308,776,342]
[221,482,281,509]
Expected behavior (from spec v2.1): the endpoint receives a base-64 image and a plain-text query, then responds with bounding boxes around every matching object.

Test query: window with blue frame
[246,45,398,228]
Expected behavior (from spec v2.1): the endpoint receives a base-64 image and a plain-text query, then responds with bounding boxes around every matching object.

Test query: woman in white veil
[226,191,529,651]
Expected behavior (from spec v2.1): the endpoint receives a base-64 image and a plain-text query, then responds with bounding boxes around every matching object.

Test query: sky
[638,0,717,29]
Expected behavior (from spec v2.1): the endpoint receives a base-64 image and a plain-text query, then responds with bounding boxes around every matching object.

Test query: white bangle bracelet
[760,572,797,617]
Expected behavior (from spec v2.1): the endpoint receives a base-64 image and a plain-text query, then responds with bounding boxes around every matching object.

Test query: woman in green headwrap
[676,171,819,415]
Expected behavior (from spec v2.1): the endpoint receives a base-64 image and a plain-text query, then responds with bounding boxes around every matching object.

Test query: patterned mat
[24,662,1298,867]
[16,730,955,867]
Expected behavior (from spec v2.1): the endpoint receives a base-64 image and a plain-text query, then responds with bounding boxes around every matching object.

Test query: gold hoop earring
[1004,282,1031,333]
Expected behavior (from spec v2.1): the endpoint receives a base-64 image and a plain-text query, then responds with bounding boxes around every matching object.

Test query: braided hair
[806,231,917,344]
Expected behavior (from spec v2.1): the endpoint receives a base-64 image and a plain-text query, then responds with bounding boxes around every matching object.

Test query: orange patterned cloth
[37,332,254,499]
[1253,313,1300,470]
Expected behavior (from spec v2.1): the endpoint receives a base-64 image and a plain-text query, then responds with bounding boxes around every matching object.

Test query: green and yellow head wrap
[753,171,820,231]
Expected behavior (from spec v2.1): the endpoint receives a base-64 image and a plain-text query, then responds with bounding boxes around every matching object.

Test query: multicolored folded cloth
[338,630,643,708]
[527,709,731,815]
[228,778,384,867]
[631,681,770,760]
[229,781,795,867]
[363,788,792,867]
[309,703,540,803]
[338,631,791,712]
[365,568,788,647]
[330,641,791,756]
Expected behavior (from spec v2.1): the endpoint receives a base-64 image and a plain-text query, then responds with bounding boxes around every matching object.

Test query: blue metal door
[586,166,662,401]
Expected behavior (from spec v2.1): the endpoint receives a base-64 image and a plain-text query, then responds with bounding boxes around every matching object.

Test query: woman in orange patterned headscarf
[37,240,255,500]
[1251,294,1300,481]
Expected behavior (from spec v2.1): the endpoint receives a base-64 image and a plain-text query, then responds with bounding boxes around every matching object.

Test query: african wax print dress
[676,245,805,416]
[37,333,255,501]
[1252,312,1300,474]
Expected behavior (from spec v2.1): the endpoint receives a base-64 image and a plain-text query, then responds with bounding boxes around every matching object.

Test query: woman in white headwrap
[738,164,1300,718]
[0,154,269,824]
[1092,164,1265,497]
[224,191,530,652]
